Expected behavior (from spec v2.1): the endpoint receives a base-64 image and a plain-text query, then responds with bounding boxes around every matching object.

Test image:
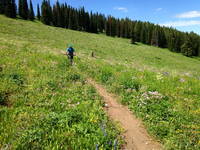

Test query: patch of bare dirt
[87,78,162,150]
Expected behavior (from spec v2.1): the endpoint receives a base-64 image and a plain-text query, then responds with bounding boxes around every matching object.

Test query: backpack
[67,47,74,54]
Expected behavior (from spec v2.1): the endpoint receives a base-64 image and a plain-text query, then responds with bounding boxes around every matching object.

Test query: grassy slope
[0,16,121,149]
[0,15,200,149]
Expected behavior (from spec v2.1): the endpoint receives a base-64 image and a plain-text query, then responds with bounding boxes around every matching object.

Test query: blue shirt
[67,47,74,54]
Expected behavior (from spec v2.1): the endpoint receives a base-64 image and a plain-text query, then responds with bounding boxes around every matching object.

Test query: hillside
[0,15,200,149]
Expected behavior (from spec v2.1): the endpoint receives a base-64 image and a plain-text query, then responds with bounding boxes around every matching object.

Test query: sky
[20,0,200,35]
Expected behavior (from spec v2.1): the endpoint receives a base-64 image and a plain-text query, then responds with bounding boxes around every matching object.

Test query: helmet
[68,44,73,47]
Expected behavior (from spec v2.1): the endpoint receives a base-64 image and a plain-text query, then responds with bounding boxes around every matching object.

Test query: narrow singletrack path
[87,78,162,150]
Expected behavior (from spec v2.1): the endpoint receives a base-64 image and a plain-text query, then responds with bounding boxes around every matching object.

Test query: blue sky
[20,0,200,34]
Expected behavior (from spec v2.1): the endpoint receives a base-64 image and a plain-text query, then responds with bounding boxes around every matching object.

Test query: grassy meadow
[0,15,200,149]
[0,16,122,149]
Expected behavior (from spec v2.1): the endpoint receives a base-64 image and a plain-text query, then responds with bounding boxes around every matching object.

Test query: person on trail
[66,44,75,65]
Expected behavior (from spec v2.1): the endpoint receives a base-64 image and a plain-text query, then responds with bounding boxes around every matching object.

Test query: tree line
[0,0,35,20]
[0,0,200,57]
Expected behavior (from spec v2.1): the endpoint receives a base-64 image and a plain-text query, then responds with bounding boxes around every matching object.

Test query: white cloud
[156,8,163,12]
[176,11,200,18]
[114,7,128,13]
[160,20,200,27]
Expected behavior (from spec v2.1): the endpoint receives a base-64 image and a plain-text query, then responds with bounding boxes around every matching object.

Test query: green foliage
[41,0,52,25]
[18,0,29,19]
[99,67,113,83]
[0,15,200,149]
[0,16,122,149]
[181,36,193,57]
[0,0,16,18]
[28,0,34,21]
[37,4,41,20]
[2,0,200,57]
[0,0,6,14]
[118,73,141,92]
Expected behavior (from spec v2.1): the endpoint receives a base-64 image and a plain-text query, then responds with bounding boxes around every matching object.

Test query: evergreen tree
[151,27,159,46]
[105,16,111,36]
[41,0,52,25]
[89,12,97,33]
[140,24,147,44]
[11,0,16,18]
[158,27,167,48]
[18,0,22,16]
[37,4,41,20]
[52,2,58,26]
[0,0,6,14]
[120,19,125,37]
[19,0,29,19]
[84,12,90,32]
[5,0,12,17]
[116,19,121,37]
[134,21,142,41]
[64,3,69,28]
[181,36,193,57]
[189,32,200,56]
[4,0,16,18]
[131,29,136,44]
[68,8,72,29]
[60,4,65,28]
[29,0,35,20]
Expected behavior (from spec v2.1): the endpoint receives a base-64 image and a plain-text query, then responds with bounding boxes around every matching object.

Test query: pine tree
[89,12,97,33]
[68,8,73,29]
[29,0,35,21]
[131,29,136,44]
[41,0,52,25]
[140,24,146,44]
[105,16,111,36]
[0,0,6,14]
[19,0,28,19]
[5,0,12,17]
[37,4,41,20]
[134,21,142,42]
[52,2,58,26]
[116,19,120,37]
[18,0,22,17]
[181,36,193,57]
[120,19,125,37]
[85,12,90,32]
[189,32,200,56]
[11,0,16,18]
[151,27,159,46]
[60,4,65,28]
[64,3,69,28]
[4,0,16,18]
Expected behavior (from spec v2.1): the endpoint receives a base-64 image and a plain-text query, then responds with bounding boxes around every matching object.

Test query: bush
[99,68,113,83]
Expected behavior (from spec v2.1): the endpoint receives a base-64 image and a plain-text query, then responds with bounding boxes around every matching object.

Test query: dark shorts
[68,54,73,59]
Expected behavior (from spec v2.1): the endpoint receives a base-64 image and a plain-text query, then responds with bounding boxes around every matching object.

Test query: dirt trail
[87,78,162,150]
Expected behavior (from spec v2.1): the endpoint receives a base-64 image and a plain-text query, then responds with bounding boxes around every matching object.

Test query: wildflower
[104,103,109,108]
[179,78,185,83]
[156,73,163,80]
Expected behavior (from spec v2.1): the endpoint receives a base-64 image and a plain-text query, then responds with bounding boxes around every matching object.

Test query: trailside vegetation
[0,14,200,150]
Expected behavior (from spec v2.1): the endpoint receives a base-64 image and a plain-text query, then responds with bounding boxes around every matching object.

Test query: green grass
[1,15,200,149]
[0,16,122,149]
